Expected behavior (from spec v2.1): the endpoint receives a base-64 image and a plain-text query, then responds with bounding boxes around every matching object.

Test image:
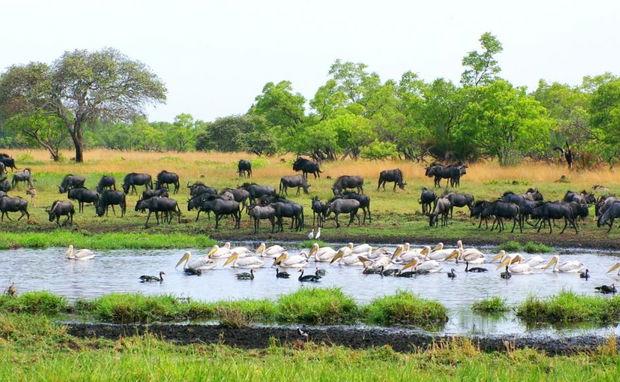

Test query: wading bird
[176,251,217,275]
[595,284,616,294]
[236,269,255,280]
[65,245,95,260]
[298,269,320,282]
[139,271,165,283]
[541,255,585,273]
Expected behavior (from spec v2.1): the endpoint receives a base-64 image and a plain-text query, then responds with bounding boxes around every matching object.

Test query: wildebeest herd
[0,153,618,234]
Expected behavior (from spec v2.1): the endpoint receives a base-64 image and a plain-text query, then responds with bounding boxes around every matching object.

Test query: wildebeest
[187,182,217,198]
[0,162,5,177]
[501,188,544,204]
[325,198,360,228]
[195,197,241,229]
[47,200,74,226]
[598,201,620,233]
[0,191,6,199]
[293,157,322,179]
[59,174,86,193]
[377,169,405,191]
[486,200,522,233]
[122,173,152,194]
[0,195,29,221]
[563,190,596,205]
[279,175,310,195]
[311,196,329,227]
[533,202,579,234]
[67,187,99,213]
[0,154,16,171]
[96,190,127,217]
[0,177,10,192]
[188,193,227,222]
[156,170,180,194]
[419,188,437,215]
[596,196,618,217]
[332,175,364,195]
[238,160,252,178]
[445,192,474,217]
[11,168,33,189]
[247,204,277,233]
[135,197,181,228]
[221,188,250,208]
[142,188,169,200]
[429,197,451,227]
[425,163,467,187]
[271,201,304,232]
[239,183,276,203]
[470,200,493,229]
[331,192,371,224]
[96,175,116,193]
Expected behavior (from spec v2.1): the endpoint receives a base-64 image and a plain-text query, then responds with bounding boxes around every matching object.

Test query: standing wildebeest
[156,170,180,194]
[279,175,310,195]
[311,196,329,227]
[239,183,276,204]
[487,201,522,233]
[425,163,467,188]
[0,195,29,221]
[135,197,181,228]
[419,188,437,215]
[501,188,544,204]
[238,160,252,178]
[598,202,620,233]
[47,200,74,226]
[271,201,304,232]
[0,162,5,177]
[96,190,127,217]
[0,154,16,171]
[96,176,116,193]
[142,188,169,200]
[448,164,467,187]
[596,196,618,217]
[563,190,596,205]
[59,174,86,193]
[429,197,451,227]
[331,191,371,224]
[470,200,493,229]
[293,157,322,179]
[11,168,32,189]
[332,175,364,195]
[325,198,360,228]
[196,197,241,229]
[0,177,10,192]
[377,169,405,191]
[533,202,579,234]
[67,187,99,213]
[122,173,152,195]
[221,188,250,209]
[188,194,229,222]
[187,182,217,198]
[247,204,277,233]
[445,192,474,217]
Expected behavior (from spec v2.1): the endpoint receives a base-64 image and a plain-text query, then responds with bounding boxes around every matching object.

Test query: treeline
[1,34,619,166]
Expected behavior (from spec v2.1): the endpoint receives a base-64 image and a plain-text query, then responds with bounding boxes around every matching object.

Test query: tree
[3,111,67,160]
[249,81,305,129]
[328,59,381,104]
[0,48,167,162]
[589,78,620,164]
[309,79,347,120]
[461,32,503,87]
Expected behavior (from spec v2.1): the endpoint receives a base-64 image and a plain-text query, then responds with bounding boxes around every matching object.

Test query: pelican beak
[223,252,239,266]
[431,244,442,252]
[607,263,620,273]
[274,253,287,265]
[256,243,266,255]
[358,256,369,264]
[497,257,510,270]
[420,247,430,256]
[401,259,418,271]
[175,252,190,268]
[330,249,344,264]
[542,257,557,270]
[446,250,459,261]
[491,253,504,262]
[511,255,523,264]
[309,244,318,256]
[207,246,219,258]
[393,245,403,258]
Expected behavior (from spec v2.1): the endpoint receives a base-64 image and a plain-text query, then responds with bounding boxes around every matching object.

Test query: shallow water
[2,244,620,336]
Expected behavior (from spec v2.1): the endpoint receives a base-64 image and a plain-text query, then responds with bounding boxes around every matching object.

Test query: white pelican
[273,251,309,268]
[427,245,458,262]
[456,240,484,257]
[349,243,373,255]
[176,251,217,273]
[358,251,397,270]
[65,245,95,260]
[497,254,534,275]
[402,258,442,273]
[223,252,264,268]
[541,255,585,273]
[256,242,286,258]
[450,248,485,265]
[208,243,232,259]
[330,248,364,266]
[394,244,429,264]
[608,263,620,276]
[309,243,337,262]
[315,227,321,239]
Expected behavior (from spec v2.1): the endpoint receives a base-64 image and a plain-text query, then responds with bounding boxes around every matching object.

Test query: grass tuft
[276,288,359,325]
[517,291,620,324]
[0,291,67,315]
[364,291,448,329]
[472,297,510,314]
[496,241,553,253]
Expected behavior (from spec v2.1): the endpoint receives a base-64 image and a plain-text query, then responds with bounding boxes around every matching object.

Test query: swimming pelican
[358,250,397,270]
[207,243,232,259]
[309,243,338,262]
[223,252,265,268]
[256,242,286,258]
[456,240,484,257]
[456,248,486,265]
[427,248,459,262]
[273,251,309,268]
[176,251,217,274]
[607,263,620,276]
[541,255,585,273]
[65,245,95,260]
[497,255,534,275]
[349,243,373,255]
[394,244,429,264]
[330,247,364,266]
[402,258,442,273]
[139,271,165,283]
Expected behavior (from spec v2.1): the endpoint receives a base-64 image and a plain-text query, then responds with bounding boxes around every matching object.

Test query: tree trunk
[70,120,84,162]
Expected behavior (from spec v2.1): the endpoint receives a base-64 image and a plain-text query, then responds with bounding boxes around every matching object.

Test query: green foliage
[250,81,305,129]
[517,291,620,324]
[0,292,66,315]
[590,78,620,163]
[360,140,398,160]
[472,297,510,314]
[276,288,359,325]
[461,32,503,87]
[364,291,448,328]
[496,241,552,253]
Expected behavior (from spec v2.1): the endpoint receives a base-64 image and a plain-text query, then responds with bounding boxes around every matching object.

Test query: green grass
[363,291,448,329]
[0,291,66,315]
[517,291,620,324]
[297,239,327,248]
[275,288,359,325]
[472,297,511,315]
[496,241,553,253]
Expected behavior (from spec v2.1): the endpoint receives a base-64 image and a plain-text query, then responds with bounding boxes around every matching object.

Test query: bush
[276,288,358,324]
[0,292,66,315]
[472,297,510,314]
[364,291,448,329]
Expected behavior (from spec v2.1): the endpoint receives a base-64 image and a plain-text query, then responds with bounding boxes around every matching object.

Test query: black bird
[500,265,511,279]
[276,268,290,278]
[396,269,416,278]
[579,269,590,280]
[315,268,326,277]
[595,284,617,294]
[447,268,456,279]
[465,261,488,273]
[139,271,165,282]
[298,269,320,282]
[184,268,202,276]
[381,267,399,277]
[297,327,309,340]
[363,266,384,275]
[236,269,255,280]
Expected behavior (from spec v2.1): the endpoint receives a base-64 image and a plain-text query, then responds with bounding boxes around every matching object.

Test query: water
[2,244,620,336]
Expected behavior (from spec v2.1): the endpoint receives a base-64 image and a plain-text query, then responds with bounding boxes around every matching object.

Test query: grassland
[517,291,620,325]
[1,148,619,249]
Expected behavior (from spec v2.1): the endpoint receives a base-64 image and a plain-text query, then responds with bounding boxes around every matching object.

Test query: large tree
[461,32,503,87]
[0,48,166,162]
[589,78,620,164]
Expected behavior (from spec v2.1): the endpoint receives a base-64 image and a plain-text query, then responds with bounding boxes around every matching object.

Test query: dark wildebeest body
[47,200,74,226]
[563,190,596,205]
[597,196,619,217]
[188,194,229,222]
[142,188,169,200]
[331,192,371,224]
[156,170,180,194]
[419,188,437,215]
[0,191,6,199]
[221,188,250,208]
[271,201,304,232]
[500,188,543,205]
[96,176,116,193]
[445,192,474,218]
[0,177,10,192]
[377,169,405,191]
[533,202,579,234]
[448,165,467,187]
[187,182,217,198]
[0,195,29,221]
[11,168,33,189]
[259,194,288,206]
[518,199,543,228]
[0,154,16,171]
[238,160,252,178]
[598,202,620,233]
[332,175,364,195]
[425,163,467,187]
[326,198,360,228]
[239,183,276,204]
[311,196,329,227]
[96,190,127,217]
[279,175,310,195]
[198,198,241,229]
[293,157,322,179]
[67,187,99,213]
[122,173,152,195]
[59,174,86,193]
[135,197,181,227]
[487,201,522,233]
[247,204,276,233]
[470,201,493,229]
[0,162,5,177]
[429,197,451,227]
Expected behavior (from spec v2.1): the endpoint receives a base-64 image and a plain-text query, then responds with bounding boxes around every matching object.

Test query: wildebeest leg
[110,205,117,217]
[56,216,61,227]
[269,217,276,233]
[571,217,579,234]
[69,213,74,225]
[560,217,569,234]
[215,214,221,229]
[195,210,202,222]
[4,212,13,221]
[608,218,614,233]
[253,217,259,234]
[145,211,152,228]
[334,212,341,228]
[510,217,517,233]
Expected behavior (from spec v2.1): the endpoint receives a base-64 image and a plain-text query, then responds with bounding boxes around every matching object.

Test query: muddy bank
[65,322,618,355]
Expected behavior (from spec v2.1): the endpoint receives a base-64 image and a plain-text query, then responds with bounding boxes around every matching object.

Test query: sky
[2,0,619,122]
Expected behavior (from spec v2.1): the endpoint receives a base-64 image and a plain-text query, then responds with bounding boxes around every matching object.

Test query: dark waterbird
[275,268,290,278]
[580,269,590,280]
[236,269,255,280]
[298,269,320,282]
[447,269,456,279]
[595,284,616,294]
[500,265,512,279]
[315,268,326,277]
[140,271,165,283]
[465,262,487,273]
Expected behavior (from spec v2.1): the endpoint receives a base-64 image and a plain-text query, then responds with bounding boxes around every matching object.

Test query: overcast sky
[2,0,619,122]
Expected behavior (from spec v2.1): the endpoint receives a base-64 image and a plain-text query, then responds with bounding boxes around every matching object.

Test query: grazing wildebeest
[445,192,474,217]
[487,201,522,233]
[331,191,371,224]
[598,201,620,233]
[0,154,16,171]
[96,190,127,217]
[419,188,437,215]
[239,183,276,203]
[311,196,329,227]
[247,204,276,233]
[188,193,227,222]
[67,187,99,213]
[187,182,217,198]
[0,177,10,192]
[156,170,180,194]
[533,202,579,234]
[429,197,451,227]
[47,200,74,226]
[325,198,360,228]
[221,188,250,209]
[563,190,596,205]
[238,160,252,178]
[135,197,181,227]
[11,168,32,189]
[142,188,169,200]
[122,173,152,194]
[279,175,310,195]
[196,197,241,229]
[332,175,364,195]
[377,169,406,191]
[293,157,322,179]
[0,195,29,221]
[96,175,116,193]
[425,163,467,187]
[58,174,86,193]
[470,200,493,229]
[271,201,304,232]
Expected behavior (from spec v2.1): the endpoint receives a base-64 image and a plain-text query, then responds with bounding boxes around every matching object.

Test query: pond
[2,243,620,336]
